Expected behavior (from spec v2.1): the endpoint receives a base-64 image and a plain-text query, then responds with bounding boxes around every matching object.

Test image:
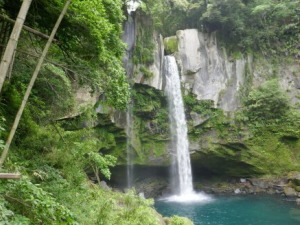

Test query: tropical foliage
[141,0,300,55]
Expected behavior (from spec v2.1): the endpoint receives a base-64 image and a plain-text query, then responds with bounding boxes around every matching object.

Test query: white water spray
[164,56,212,203]
[126,0,141,15]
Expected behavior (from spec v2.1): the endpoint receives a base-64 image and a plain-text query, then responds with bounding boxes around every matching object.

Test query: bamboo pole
[0,0,72,167]
[0,173,22,179]
[0,0,32,93]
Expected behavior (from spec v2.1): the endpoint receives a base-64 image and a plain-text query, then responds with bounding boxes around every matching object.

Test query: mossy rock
[294,186,300,192]
[288,173,300,186]
[164,36,178,55]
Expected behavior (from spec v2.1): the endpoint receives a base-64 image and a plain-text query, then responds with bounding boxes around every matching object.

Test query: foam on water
[161,191,213,203]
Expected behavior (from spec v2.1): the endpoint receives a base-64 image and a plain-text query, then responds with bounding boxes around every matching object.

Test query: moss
[143,141,168,157]
[132,84,165,118]
[166,215,194,225]
[140,66,154,79]
[164,36,178,55]
[134,11,155,66]
[230,51,242,60]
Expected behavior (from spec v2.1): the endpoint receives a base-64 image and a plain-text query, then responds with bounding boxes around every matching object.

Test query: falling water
[164,56,212,202]
[126,106,134,188]
[123,0,140,189]
[164,56,193,194]
[126,0,141,15]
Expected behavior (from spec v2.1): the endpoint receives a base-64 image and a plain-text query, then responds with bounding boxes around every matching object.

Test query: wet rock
[240,178,247,183]
[284,187,297,197]
[234,189,241,194]
[139,192,145,199]
[135,177,168,198]
[290,174,300,186]
[249,179,269,189]
[294,186,300,192]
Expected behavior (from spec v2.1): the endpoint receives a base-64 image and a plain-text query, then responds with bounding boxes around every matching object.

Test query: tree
[0,0,71,167]
[0,0,32,93]
[74,139,116,185]
[243,79,290,122]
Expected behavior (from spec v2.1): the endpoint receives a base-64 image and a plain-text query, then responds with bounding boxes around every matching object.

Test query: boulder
[248,179,269,189]
[295,186,300,192]
[240,178,247,183]
[234,189,241,194]
[100,181,110,190]
[290,174,300,186]
[284,187,297,197]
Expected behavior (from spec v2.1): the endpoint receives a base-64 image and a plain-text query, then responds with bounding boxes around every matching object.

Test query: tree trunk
[0,0,32,93]
[0,20,12,58]
[92,165,102,187]
[0,0,72,167]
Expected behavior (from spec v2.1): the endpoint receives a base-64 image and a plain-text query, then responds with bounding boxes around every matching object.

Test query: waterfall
[126,106,134,188]
[123,0,140,189]
[164,56,212,202]
[123,16,135,188]
[164,56,193,194]
[126,0,141,15]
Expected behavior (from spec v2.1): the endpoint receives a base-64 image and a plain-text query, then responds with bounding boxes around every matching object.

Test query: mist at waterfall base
[163,56,211,203]
[155,195,300,225]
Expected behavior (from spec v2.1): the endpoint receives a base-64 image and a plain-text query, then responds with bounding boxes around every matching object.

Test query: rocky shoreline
[130,174,300,205]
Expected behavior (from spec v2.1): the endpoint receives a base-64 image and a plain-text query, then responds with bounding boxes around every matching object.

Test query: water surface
[155,195,300,225]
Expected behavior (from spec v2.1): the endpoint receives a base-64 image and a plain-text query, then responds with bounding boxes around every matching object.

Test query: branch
[4,194,30,207]
[0,14,58,42]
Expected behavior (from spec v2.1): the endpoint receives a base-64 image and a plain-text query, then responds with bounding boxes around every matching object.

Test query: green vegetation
[187,79,300,177]
[1,177,175,225]
[141,0,300,55]
[0,1,188,224]
[0,0,299,223]
[164,36,178,55]
[129,84,170,165]
[166,215,194,225]
[139,66,153,79]
[133,10,155,66]
[240,79,290,123]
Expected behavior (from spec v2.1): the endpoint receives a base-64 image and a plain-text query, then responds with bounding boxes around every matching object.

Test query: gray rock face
[126,26,300,112]
[175,29,247,111]
[160,29,300,111]
[190,112,210,127]
[135,34,164,90]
